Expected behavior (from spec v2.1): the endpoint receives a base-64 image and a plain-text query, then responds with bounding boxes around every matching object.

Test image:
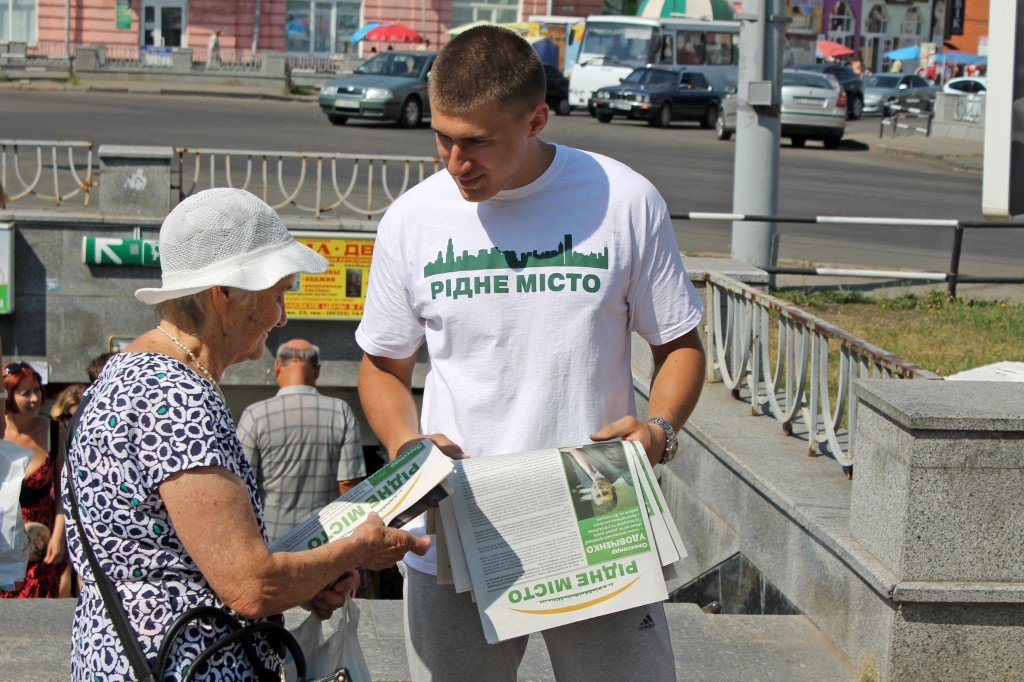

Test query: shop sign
[287,234,375,320]
[82,236,160,266]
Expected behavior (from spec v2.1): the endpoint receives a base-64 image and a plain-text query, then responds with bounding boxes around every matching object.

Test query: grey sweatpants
[401,563,676,682]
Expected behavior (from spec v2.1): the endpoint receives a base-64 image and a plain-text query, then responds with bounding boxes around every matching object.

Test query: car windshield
[865,75,901,88]
[355,53,427,77]
[579,21,657,67]
[623,69,677,86]
[783,72,832,89]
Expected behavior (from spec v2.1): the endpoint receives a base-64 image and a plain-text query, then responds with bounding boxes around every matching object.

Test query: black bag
[63,394,307,682]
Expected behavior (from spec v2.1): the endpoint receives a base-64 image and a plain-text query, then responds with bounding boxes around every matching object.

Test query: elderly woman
[63,188,429,680]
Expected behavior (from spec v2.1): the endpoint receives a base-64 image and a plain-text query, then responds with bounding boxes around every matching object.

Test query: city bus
[568,15,740,111]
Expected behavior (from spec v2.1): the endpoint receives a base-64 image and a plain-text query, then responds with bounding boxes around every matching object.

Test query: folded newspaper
[269,439,454,553]
[436,441,686,643]
[271,438,685,644]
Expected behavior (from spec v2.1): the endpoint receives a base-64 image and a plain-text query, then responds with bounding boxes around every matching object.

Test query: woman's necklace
[156,325,218,386]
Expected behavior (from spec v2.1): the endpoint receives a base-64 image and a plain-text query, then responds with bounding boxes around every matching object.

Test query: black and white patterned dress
[63,352,279,681]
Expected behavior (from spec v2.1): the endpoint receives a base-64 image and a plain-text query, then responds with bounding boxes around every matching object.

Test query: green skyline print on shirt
[424,234,609,278]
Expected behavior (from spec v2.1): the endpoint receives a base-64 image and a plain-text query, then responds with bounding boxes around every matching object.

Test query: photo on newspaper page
[270,439,454,553]
[443,442,667,643]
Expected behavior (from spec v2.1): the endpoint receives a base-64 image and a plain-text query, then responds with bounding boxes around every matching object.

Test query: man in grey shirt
[237,339,365,542]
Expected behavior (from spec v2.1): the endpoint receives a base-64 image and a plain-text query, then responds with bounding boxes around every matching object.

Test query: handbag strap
[63,394,159,682]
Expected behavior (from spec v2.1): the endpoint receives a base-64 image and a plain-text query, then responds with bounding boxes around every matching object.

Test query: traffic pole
[731,0,786,276]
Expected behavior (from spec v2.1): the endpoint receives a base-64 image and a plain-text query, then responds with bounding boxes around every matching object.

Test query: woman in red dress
[0,362,65,598]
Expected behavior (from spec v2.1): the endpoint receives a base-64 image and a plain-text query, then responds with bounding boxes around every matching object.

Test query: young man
[356,26,705,681]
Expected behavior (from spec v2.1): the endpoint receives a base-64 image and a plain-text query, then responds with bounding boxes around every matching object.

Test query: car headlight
[364,87,392,100]
[640,94,650,103]
[596,90,609,99]
[321,85,334,95]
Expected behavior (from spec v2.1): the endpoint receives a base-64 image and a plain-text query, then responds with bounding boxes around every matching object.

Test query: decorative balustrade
[175,148,440,218]
[704,272,940,472]
[0,139,94,208]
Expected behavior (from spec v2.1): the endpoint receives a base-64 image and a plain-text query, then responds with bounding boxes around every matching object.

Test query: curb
[845,134,983,175]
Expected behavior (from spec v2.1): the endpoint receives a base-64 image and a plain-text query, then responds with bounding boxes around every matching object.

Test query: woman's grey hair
[277,342,321,368]
[154,287,256,329]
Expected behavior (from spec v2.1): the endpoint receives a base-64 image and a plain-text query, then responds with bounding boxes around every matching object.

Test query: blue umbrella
[884,44,920,61]
[350,21,390,43]
[935,52,987,65]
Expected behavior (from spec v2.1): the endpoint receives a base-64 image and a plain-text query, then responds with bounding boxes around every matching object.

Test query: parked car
[791,63,864,120]
[862,73,936,116]
[319,51,436,127]
[544,64,572,116]
[716,70,846,149]
[591,66,720,129]
[943,76,987,95]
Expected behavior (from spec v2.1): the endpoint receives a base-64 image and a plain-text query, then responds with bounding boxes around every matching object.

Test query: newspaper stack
[435,441,686,643]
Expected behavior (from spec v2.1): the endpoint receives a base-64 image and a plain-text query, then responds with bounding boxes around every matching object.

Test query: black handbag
[63,394,308,682]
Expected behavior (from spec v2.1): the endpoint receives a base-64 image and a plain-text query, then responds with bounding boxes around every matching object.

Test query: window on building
[830,2,853,33]
[452,0,518,28]
[0,0,37,43]
[867,6,887,34]
[902,7,921,36]
[286,0,359,54]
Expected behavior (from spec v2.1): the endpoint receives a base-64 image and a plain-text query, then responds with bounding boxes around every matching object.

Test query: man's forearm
[358,354,421,458]
[648,328,706,432]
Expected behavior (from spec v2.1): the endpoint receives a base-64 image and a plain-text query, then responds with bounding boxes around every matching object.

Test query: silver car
[716,70,847,149]
[862,73,936,116]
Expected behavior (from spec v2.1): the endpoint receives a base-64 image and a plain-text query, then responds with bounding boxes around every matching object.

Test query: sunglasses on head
[3,362,31,377]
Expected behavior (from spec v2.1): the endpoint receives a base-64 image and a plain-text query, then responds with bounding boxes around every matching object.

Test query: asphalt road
[1,90,1013,276]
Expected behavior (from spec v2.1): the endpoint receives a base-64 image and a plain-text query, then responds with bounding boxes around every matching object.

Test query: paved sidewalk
[844,121,983,174]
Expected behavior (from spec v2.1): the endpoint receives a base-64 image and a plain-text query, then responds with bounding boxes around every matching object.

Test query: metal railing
[672,212,1024,297]
[286,54,361,75]
[24,40,73,64]
[879,98,933,137]
[0,140,94,208]
[190,47,263,72]
[704,272,940,472]
[174,148,440,218]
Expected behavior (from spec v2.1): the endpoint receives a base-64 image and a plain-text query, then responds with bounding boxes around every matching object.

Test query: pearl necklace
[156,325,217,386]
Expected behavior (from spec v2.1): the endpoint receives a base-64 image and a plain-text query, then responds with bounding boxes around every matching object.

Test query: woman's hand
[306,569,361,620]
[44,530,66,565]
[352,512,430,571]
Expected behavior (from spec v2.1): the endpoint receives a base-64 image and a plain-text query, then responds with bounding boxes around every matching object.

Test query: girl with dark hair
[0,361,65,598]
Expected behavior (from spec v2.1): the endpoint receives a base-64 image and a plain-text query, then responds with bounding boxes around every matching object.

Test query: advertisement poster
[115,0,132,30]
[0,225,12,314]
[287,234,375,320]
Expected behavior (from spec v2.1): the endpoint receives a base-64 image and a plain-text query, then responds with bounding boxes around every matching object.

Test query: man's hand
[306,569,361,620]
[590,416,666,467]
[351,512,431,571]
[398,434,467,460]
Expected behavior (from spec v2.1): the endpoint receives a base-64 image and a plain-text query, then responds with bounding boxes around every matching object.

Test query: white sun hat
[135,188,328,305]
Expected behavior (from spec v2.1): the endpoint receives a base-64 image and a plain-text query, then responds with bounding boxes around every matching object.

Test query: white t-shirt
[355,144,703,575]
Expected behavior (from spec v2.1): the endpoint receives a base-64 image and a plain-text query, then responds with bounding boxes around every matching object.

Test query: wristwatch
[647,417,678,464]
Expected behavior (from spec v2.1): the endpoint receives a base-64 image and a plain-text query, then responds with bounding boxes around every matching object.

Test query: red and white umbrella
[816,40,854,59]
[363,22,424,43]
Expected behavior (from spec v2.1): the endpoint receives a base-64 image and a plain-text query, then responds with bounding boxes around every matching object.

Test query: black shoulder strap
[64,395,158,682]
[49,418,59,460]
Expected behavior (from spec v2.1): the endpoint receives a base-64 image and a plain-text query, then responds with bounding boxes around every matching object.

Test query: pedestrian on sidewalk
[356,25,705,682]
[207,28,221,69]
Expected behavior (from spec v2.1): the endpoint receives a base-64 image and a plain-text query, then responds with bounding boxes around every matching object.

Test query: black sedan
[592,66,720,129]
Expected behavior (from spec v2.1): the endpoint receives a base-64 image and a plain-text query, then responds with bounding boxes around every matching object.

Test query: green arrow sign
[82,237,160,267]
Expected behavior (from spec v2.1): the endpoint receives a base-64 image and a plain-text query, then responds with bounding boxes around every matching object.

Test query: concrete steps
[2,598,855,681]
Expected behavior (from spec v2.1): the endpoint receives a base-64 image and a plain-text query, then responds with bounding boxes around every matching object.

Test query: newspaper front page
[443,441,669,643]
[270,439,453,553]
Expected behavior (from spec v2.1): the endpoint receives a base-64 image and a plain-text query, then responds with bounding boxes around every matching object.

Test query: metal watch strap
[646,416,678,464]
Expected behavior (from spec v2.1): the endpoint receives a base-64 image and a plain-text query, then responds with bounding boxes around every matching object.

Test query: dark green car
[319,51,436,128]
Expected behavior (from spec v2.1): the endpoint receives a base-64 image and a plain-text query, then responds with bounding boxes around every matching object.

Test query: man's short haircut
[429,25,546,115]
[277,342,321,368]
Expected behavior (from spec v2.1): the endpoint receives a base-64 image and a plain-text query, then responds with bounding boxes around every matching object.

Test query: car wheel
[715,109,732,141]
[398,97,422,128]
[656,102,672,128]
[848,96,863,120]
[823,135,842,150]
[556,98,571,116]
[327,113,348,126]
[700,104,718,130]
[790,136,807,148]
[597,113,614,124]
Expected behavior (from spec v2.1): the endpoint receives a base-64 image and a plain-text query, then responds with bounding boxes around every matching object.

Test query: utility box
[98,145,173,218]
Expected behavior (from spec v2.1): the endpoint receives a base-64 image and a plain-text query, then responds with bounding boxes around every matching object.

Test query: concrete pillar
[261,52,288,79]
[98,145,174,218]
[171,48,193,73]
[851,379,1024,679]
[74,45,100,71]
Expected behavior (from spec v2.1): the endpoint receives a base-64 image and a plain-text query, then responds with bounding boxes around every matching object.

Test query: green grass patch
[773,289,1024,377]
[286,83,318,96]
